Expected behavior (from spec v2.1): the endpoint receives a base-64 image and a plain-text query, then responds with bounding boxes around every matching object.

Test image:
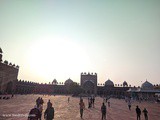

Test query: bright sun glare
[27,36,90,81]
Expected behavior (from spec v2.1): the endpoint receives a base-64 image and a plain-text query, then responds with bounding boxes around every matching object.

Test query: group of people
[79,97,107,120]
[103,97,111,108]
[28,96,149,120]
[28,98,54,120]
[28,97,44,120]
[136,105,148,120]
[0,93,14,100]
[126,97,148,120]
[80,97,149,120]
[88,96,95,108]
[36,97,44,108]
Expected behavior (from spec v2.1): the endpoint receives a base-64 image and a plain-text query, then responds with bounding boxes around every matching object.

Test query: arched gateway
[80,72,97,95]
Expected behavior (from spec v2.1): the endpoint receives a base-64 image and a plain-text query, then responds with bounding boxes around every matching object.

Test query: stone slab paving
[0,95,160,120]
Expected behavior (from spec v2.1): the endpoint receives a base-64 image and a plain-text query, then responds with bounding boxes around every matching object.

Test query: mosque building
[0,47,160,100]
[15,72,131,98]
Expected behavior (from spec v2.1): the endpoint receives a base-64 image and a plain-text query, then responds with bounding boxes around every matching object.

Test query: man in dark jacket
[28,105,41,120]
[47,99,51,108]
[136,105,141,120]
[44,103,54,120]
[101,102,106,120]
[143,108,148,120]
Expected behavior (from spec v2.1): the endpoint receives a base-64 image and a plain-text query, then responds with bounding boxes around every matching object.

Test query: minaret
[0,47,3,62]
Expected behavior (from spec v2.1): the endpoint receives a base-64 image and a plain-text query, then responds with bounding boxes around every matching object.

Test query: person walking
[128,100,131,110]
[79,98,85,119]
[90,97,93,108]
[36,97,41,108]
[88,100,91,108]
[92,96,95,108]
[38,104,43,119]
[101,102,106,120]
[143,108,148,120]
[40,98,44,105]
[88,97,91,108]
[108,100,110,108]
[47,99,51,108]
[44,103,54,120]
[136,106,141,120]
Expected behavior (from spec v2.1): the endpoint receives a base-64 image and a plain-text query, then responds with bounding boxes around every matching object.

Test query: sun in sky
[0,0,160,86]
[26,35,91,82]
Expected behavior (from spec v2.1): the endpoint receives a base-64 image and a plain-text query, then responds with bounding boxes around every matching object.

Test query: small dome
[141,80,153,90]
[123,81,128,87]
[52,79,58,85]
[105,79,114,87]
[65,78,73,86]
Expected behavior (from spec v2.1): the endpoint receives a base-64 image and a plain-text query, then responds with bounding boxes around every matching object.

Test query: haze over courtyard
[0,0,160,86]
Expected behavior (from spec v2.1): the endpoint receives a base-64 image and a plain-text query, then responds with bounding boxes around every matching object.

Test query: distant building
[127,80,160,100]
[15,74,130,98]
[0,48,19,94]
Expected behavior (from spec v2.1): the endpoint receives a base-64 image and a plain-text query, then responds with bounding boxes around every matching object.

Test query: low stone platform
[0,95,159,120]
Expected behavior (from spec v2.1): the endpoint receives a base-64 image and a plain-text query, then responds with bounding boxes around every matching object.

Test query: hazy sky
[0,0,160,86]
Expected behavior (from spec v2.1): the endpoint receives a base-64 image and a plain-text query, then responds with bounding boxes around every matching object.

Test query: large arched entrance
[83,80,94,94]
[6,81,13,94]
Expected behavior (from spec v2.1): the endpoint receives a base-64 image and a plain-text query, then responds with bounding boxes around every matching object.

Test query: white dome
[105,79,114,87]
[141,81,153,90]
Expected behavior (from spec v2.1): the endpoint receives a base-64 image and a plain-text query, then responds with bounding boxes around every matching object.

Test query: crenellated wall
[0,62,19,94]
[0,49,19,94]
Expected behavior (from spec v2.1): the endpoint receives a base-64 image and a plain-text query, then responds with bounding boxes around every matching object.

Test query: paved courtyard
[0,95,160,120]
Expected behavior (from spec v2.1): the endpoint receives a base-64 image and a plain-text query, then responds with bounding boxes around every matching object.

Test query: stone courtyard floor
[0,94,160,120]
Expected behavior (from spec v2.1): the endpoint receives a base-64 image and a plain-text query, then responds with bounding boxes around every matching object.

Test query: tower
[0,48,3,62]
[0,48,19,94]
[80,72,97,95]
